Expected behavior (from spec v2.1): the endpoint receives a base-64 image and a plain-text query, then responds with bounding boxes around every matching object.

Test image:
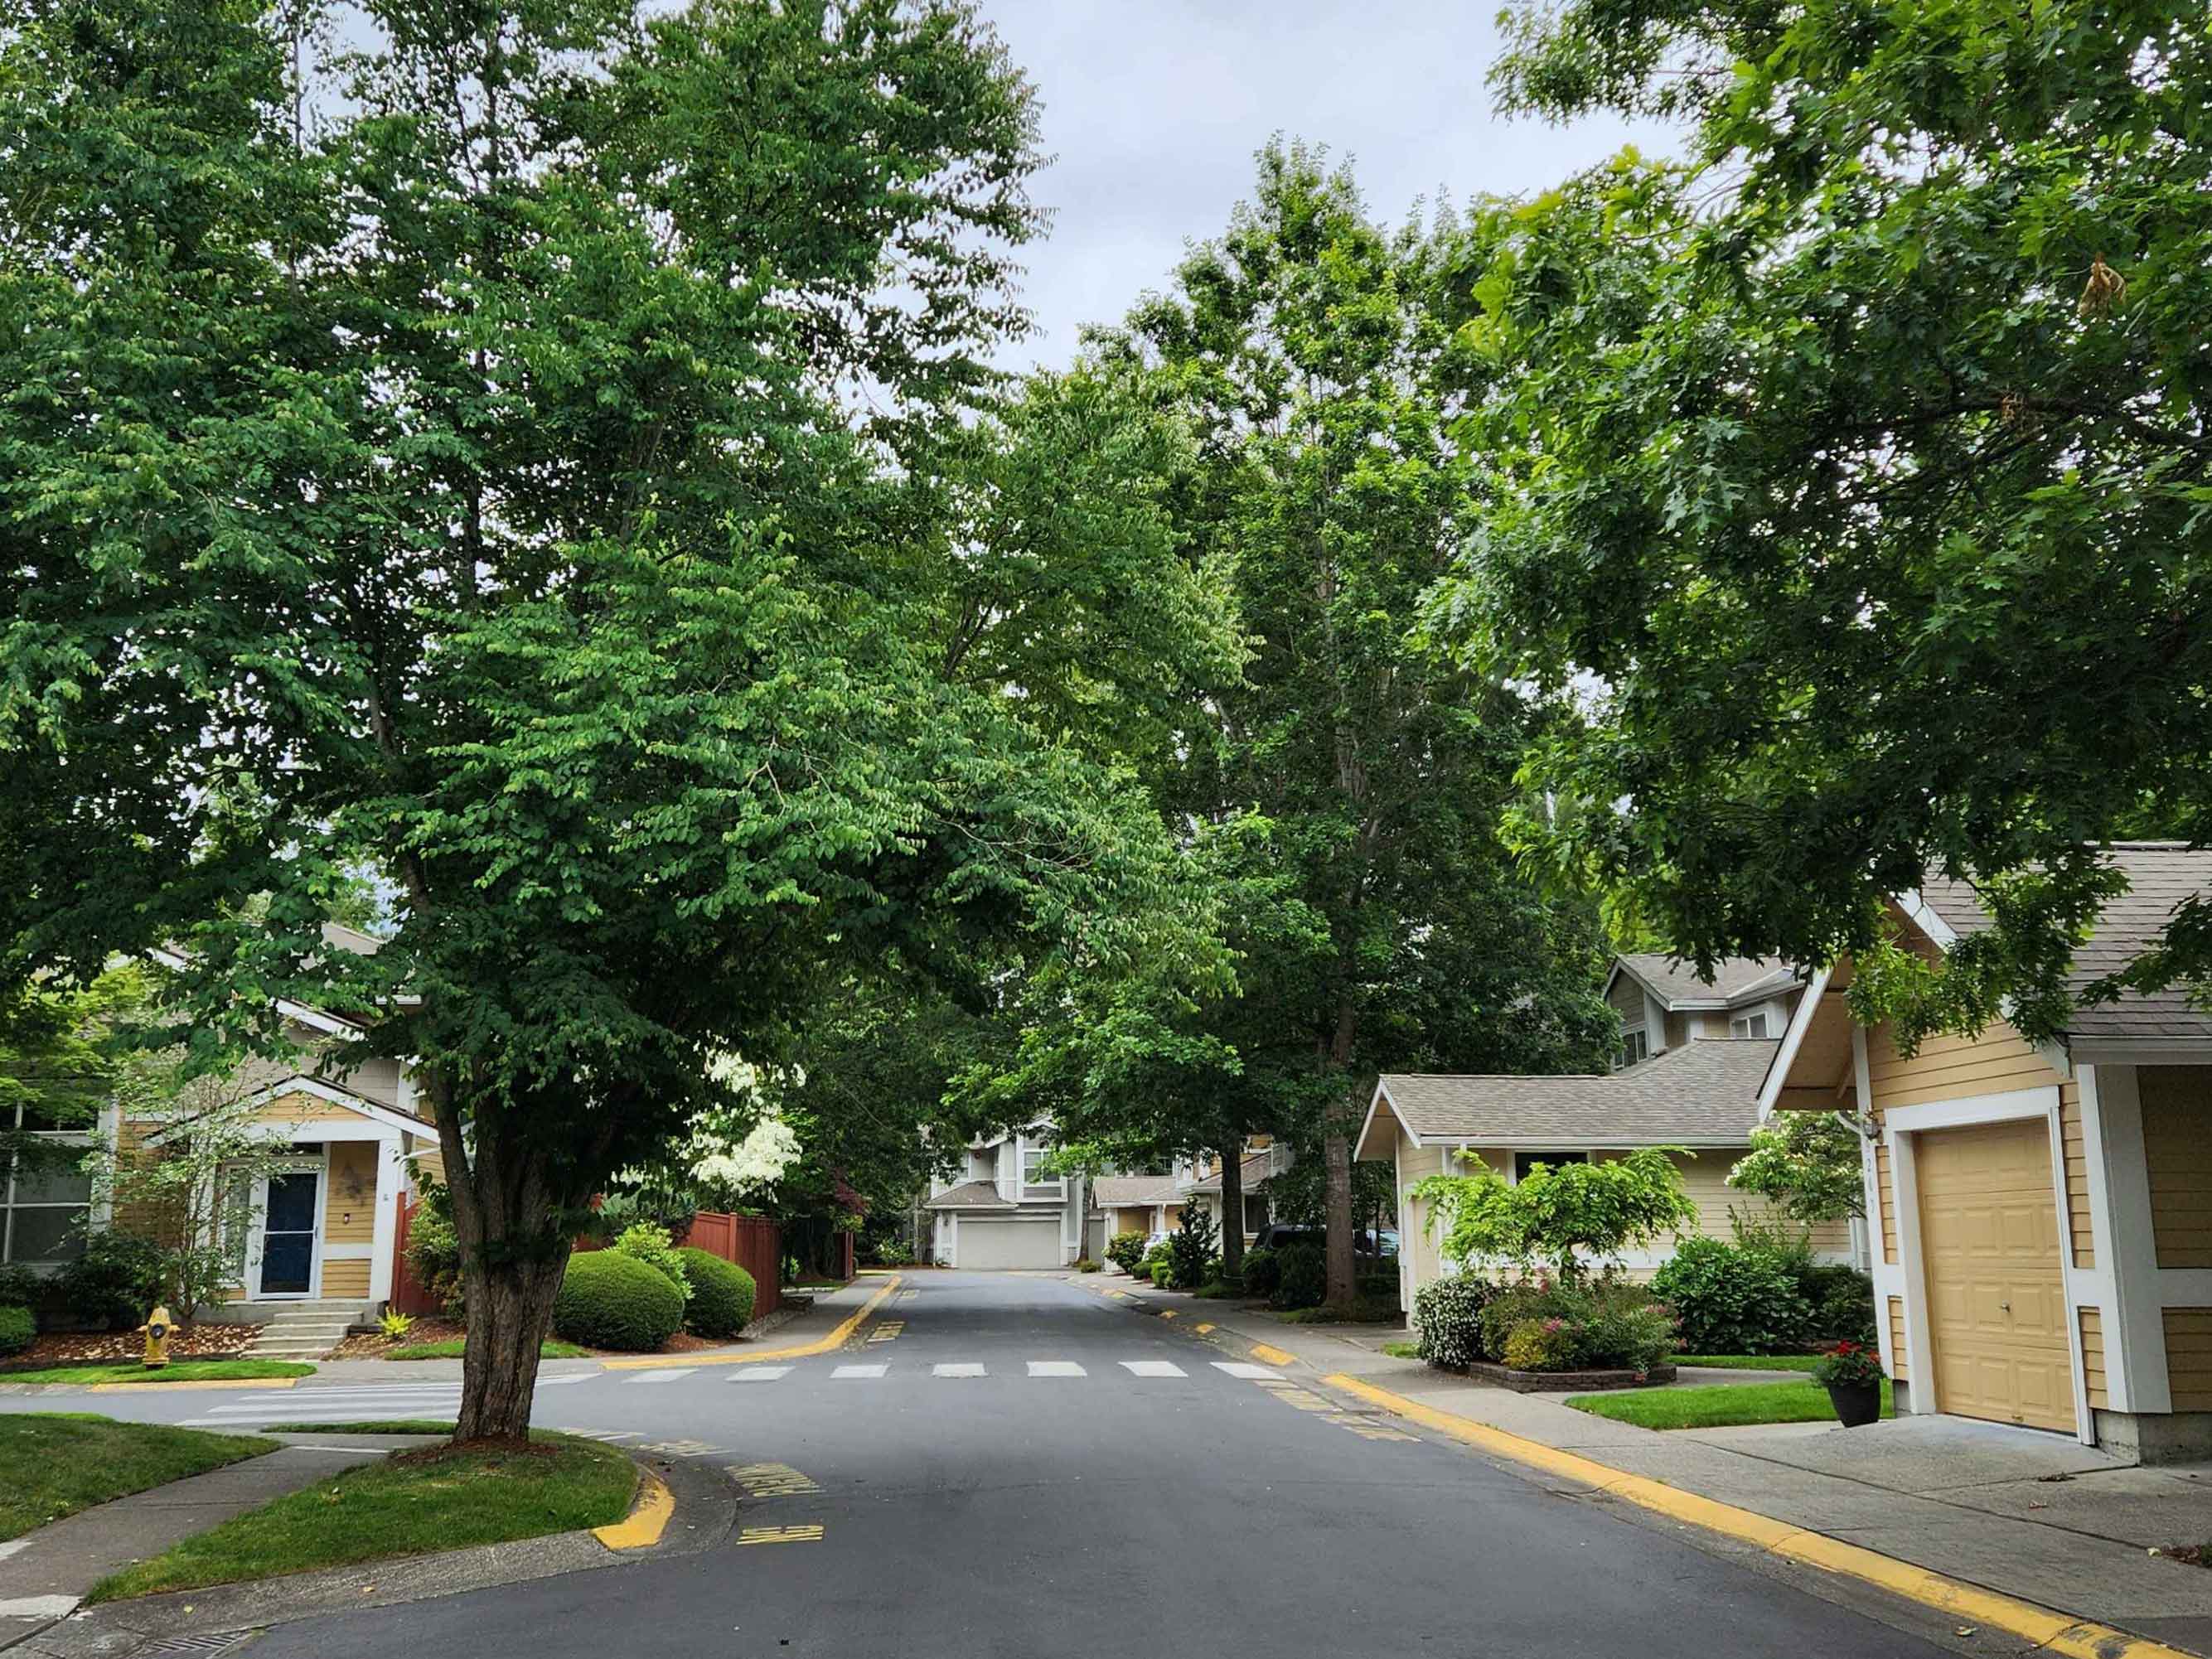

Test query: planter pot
[1825,1379,1882,1427]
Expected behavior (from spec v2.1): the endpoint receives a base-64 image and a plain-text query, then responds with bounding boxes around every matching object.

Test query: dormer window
[1618,1027,1650,1069]
[1730,1012,1770,1038]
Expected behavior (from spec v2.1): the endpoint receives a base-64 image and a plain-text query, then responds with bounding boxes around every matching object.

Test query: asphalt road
[10,1274,1973,1659]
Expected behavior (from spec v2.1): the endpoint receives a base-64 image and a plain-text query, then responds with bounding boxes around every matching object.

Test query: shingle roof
[1916,844,2212,1045]
[922,1180,1016,1212]
[1613,955,1799,1008]
[1093,1174,1179,1207]
[1371,1038,1778,1149]
[1179,1152,1275,1196]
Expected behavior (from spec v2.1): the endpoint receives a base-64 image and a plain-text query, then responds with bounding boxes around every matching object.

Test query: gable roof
[1092,1174,1179,1207]
[1912,843,2212,1047]
[1361,1038,1778,1158]
[923,1179,1017,1212]
[141,1073,431,1145]
[1178,1152,1275,1196]
[1609,955,1800,1011]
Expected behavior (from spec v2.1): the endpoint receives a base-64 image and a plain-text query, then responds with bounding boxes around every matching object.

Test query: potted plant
[1812,1340,1885,1427]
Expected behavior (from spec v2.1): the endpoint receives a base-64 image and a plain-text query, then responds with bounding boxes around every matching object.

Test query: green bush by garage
[675,1247,757,1339]
[551,1250,684,1352]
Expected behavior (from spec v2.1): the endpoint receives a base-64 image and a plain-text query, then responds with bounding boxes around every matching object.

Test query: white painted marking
[1119,1361,1187,1378]
[1026,1361,1086,1377]
[626,1368,696,1384]
[732,1366,793,1382]
[0,1540,31,1561]
[830,1363,888,1379]
[0,1597,79,1618]
[932,1362,985,1378]
[1212,1362,1282,1380]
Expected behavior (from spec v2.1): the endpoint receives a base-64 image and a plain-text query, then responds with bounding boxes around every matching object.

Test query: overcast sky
[975,0,1679,369]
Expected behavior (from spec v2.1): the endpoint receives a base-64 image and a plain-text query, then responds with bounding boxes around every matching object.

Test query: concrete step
[249,1343,339,1358]
[259,1321,355,1334]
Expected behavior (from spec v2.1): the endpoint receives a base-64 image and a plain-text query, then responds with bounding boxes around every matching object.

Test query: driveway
[5,1273,1983,1658]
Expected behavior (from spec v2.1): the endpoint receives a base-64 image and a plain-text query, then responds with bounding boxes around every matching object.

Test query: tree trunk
[1218,1143,1244,1284]
[1323,997,1360,1311]
[456,1250,567,1444]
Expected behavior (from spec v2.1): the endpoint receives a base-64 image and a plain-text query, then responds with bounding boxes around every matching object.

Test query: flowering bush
[1503,1317,1580,1371]
[1106,1231,1150,1276]
[1475,1274,1675,1374]
[1812,1340,1885,1390]
[1413,1274,1497,1369]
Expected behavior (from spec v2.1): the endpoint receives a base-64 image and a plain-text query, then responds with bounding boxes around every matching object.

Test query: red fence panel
[389,1197,443,1318]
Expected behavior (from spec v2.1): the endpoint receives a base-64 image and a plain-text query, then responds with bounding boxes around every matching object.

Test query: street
[7,1274,1977,1658]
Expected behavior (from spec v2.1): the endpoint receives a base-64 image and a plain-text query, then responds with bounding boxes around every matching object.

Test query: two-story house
[923,1125,1090,1270]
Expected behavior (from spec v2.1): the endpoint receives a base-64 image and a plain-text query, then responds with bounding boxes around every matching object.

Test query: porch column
[369,1135,403,1303]
[2085,1064,2171,1414]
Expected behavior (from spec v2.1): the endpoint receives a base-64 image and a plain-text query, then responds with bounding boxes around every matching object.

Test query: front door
[257,1170,322,1298]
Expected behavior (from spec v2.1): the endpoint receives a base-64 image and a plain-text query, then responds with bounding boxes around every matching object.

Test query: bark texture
[1218,1143,1244,1281]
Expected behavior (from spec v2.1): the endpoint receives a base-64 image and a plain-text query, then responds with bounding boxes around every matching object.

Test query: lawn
[0,1414,278,1540]
[1567,1377,1895,1431]
[0,1358,316,1386]
[1381,1340,1421,1360]
[257,1420,457,1434]
[89,1433,637,1602]
[1667,1353,1825,1372]
[383,1337,587,1362]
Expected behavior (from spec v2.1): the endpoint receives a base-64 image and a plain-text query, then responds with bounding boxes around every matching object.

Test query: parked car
[1252,1224,1396,1257]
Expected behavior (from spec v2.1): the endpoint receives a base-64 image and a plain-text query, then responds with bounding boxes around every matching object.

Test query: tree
[1428,0,2212,1047]
[0,0,1197,1444]
[1730,1113,1866,1226]
[1099,142,1621,1308]
[1414,1148,1697,1283]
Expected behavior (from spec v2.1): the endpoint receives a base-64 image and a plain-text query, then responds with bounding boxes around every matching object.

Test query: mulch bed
[1,1325,259,1371]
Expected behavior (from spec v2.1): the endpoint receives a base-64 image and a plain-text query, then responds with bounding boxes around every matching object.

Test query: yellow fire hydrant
[138,1304,174,1370]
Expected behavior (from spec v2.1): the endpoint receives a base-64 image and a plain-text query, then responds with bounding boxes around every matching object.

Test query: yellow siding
[1399,1142,1451,1292]
[2164,1308,2212,1412]
[2079,1308,2108,1410]
[323,1142,378,1244]
[1866,1019,2060,1112]
[251,1091,359,1125]
[2059,1081,2094,1269]
[2138,1067,2212,1269]
[1875,1123,1899,1265]
[1887,1297,1909,1381]
[322,1259,370,1299]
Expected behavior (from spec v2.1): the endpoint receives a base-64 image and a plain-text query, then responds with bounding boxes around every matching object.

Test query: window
[2,1102,94,1267]
[1020,1144,1062,1197]
[1513,1151,1588,1184]
[1618,1027,1650,1069]
[1730,1012,1770,1038]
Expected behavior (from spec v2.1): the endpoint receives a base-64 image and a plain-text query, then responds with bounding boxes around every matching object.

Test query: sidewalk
[0,1434,398,1651]
[1092,1274,2212,1657]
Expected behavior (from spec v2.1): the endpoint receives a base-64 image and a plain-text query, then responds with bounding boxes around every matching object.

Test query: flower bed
[1469,1359,1677,1394]
[1,1324,259,1371]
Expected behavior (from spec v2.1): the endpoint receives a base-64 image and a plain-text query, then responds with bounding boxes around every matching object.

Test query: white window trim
[1018,1140,1064,1200]
[1619,1027,1650,1068]
[1,1100,106,1271]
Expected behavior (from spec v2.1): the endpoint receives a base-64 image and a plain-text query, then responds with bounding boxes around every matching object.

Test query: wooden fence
[388,1201,781,1320]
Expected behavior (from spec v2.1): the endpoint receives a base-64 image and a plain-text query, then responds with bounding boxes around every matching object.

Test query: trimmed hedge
[1412,1274,1495,1369]
[552,1250,684,1352]
[1653,1236,1812,1355]
[675,1247,757,1339]
[0,1304,32,1357]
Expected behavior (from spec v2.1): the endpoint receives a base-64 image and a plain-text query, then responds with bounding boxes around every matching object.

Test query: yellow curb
[1325,1375,2197,1659]
[1247,1343,1296,1366]
[598,1274,901,1370]
[1157,1309,1177,1319]
[87,1376,303,1394]
[593,1467,673,1550]
[1193,1323,1216,1334]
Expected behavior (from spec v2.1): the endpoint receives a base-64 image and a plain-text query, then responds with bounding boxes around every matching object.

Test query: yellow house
[1359,965,1858,1322]
[1759,845,2212,1463]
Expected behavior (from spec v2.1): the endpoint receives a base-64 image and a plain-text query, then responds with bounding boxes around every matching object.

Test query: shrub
[553,1250,685,1352]
[676,1247,757,1338]
[1077,1258,1101,1273]
[1106,1231,1149,1276]
[0,1304,32,1357]
[1652,1236,1813,1355]
[1580,1298,1676,1376]
[1802,1264,1877,1345]
[1479,1275,1674,1373]
[874,1240,913,1267]
[1503,1317,1580,1371]
[379,1309,414,1341]
[1413,1274,1496,1369]
[405,1179,467,1322]
[1271,1244,1326,1310]
[1239,1245,1281,1299]
[0,1265,43,1321]
[1355,1271,1396,1304]
[1166,1206,1217,1290]
[1150,1260,1173,1287]
[59,1231,168,1329]
[610,1222,692,1302]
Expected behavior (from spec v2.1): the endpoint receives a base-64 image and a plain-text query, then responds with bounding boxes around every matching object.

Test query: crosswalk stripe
[1119,1360,1187,1378]
[731,1366,792,1382]
[1212,1362,1282,1380]
[627,1369,695,1384]
[932,1362,985,1378]
[830,1363,887,1380]
[1026,1362,1085,1377]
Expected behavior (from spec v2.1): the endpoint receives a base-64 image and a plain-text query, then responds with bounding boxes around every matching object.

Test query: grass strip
[0,1414,278,1540]
[89,1432,636,1603]
[1566,1377,1895,1430]
[1666,1353,1826,1372]
[381,1337,587,1361]
[0,1358,315,1386]
[1380,1341,1421,1359]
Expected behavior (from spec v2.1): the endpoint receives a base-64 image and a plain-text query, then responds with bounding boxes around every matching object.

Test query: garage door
[954,1218,1063,1270]
[1916,1118,2075,1431]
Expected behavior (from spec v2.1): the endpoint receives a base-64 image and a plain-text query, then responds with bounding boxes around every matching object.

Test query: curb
[598,1274,900,1371]
[1080,1277,1304,1371]
[593,1466,674,1550]
[1326,1373,2201,1659]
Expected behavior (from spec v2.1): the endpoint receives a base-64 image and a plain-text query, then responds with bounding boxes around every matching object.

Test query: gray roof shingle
[1614,955,1799,1008]
[1372,1038,1778,1148]
[1179,1152,1275,1196]
[1092,1174,1180,1207]
[922,1179,1016,1212]
[1916,844,2212,1045]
